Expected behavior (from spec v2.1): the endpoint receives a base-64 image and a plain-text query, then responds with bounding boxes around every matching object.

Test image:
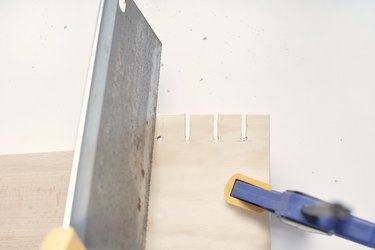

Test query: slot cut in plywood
[146,114,270,250]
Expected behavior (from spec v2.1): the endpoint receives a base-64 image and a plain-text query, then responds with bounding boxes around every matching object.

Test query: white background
[1,0,375,249]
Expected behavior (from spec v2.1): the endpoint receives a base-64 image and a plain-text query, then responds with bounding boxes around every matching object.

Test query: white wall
[0,0,100,154]
[1,0,375,249]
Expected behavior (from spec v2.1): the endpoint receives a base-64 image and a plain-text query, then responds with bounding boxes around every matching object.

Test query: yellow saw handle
[40,227,86,250]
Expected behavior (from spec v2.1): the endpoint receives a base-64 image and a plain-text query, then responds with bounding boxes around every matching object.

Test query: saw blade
[63,0,161,249]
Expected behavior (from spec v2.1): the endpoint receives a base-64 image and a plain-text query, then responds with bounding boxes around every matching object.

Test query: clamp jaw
[225,174,375,249]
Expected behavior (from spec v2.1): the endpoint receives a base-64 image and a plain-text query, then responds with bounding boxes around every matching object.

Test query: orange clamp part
[224,173,272,213]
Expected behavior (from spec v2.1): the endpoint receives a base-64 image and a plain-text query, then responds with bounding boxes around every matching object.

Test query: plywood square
[146,115,270,250]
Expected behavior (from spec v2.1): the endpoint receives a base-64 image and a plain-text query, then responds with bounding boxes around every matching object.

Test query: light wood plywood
[0,151,73,249]
[0,115,269,250]
[146,115,270,250]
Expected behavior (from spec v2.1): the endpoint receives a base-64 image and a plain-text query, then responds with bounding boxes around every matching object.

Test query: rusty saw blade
[63,0,161,249]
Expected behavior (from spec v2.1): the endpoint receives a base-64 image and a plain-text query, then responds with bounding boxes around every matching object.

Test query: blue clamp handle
[231,180,375,248]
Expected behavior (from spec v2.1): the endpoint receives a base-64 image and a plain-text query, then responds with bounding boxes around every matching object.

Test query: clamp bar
[227,174,375,249]
[231,180,281,213]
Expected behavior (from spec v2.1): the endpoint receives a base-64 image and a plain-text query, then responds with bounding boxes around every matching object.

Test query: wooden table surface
[0,151,73,249]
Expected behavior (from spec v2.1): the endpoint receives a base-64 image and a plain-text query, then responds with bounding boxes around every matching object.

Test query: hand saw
[40,0,161,249]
